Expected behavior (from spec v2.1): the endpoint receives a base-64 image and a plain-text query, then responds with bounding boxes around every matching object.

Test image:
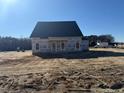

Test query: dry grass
[0,51,31,60]
[0,48,124,93]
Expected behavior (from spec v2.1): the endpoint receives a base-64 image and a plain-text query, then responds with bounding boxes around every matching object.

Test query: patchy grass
[0,48,124,93]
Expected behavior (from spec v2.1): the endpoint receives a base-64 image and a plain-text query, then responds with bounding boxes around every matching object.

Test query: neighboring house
[116,42,124,48]
[95,41,124,48]
[95,41,109,48]
[30,21,89,55]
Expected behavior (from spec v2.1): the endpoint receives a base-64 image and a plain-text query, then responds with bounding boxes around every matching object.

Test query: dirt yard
[0,48,124,93]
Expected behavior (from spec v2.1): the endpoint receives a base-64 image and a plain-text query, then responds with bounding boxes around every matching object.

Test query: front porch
[48,40,68,52]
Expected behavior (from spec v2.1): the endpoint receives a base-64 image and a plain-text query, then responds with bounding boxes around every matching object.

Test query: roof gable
[30,21,83,38]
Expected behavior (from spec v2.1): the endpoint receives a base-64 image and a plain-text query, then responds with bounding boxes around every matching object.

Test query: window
[36,43,39,50]
[61,42,65,49]
[76,42,80,49]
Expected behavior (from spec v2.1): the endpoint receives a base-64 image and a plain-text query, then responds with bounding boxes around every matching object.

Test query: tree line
[0,34,115,51]
[84,34,115,47]
[0,36,31,51]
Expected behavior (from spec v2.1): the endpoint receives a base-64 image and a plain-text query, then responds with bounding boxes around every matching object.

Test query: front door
[56,41,61,52]
[51,42,60,52]
[52,43,56,52]
[50,40,67,52]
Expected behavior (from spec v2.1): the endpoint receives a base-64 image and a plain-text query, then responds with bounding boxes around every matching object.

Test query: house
[30,21,89,55]
[95,41,109,48]
[115,42,124,49]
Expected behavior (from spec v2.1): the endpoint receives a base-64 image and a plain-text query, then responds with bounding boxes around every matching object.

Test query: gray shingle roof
[30,21,83,38]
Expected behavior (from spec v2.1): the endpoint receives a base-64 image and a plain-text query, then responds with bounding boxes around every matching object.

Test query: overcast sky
[0,0,124,42]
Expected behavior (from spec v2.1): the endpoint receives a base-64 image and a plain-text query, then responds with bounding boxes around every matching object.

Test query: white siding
[32,38,49,53]
[66,37,82,51]
[31,37,89,53]
[81,40,89,50]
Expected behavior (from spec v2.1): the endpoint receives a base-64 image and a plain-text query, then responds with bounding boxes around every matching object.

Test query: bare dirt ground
[0,48,124,93]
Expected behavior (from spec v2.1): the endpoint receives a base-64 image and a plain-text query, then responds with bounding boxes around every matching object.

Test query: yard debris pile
[0,65,124,93]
